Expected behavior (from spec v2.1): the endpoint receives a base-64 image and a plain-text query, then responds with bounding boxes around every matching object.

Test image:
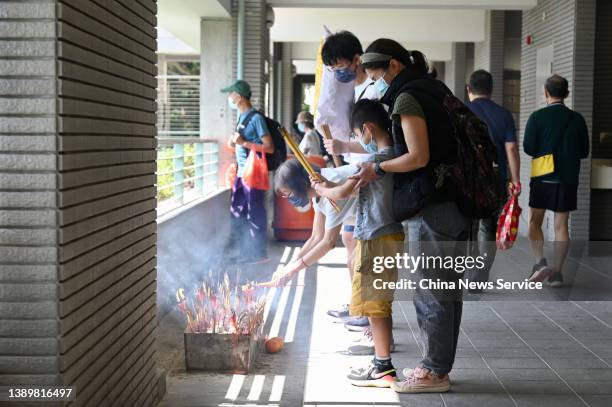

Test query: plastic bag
[225,162,237,187]
[496,195,522,250]
[242,148,269,190]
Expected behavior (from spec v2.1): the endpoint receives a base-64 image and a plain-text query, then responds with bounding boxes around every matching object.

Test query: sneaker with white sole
[528,258,554,283]
[528,258,552,282]
[347,361,397,387]
[401,367,415,378]
[343,316,370,332]
[392,366,450,393]
[546,271,564,287]
[348,328,395,355]
[327,304,350,320]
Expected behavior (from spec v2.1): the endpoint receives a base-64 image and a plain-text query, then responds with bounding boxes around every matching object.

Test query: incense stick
[319,124,343,168]
[279,127,340,212]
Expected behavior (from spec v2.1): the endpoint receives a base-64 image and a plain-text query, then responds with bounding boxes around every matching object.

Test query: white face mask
[228,97,238,110]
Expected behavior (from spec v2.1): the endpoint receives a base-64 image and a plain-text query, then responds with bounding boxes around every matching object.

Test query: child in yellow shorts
[313,99,404,388]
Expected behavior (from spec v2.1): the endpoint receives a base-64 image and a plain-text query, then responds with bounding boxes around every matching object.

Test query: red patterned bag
[496,194,521,250]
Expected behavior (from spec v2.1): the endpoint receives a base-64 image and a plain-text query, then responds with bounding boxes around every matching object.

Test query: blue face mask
[334,68,357,83]
[297,123,306,133]
[288,194,309,208]
[358,127,378,153]
[228,97,238,110]
[374,73,390,96]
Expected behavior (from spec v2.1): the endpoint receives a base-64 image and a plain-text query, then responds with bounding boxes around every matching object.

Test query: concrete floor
[157,239,612,407]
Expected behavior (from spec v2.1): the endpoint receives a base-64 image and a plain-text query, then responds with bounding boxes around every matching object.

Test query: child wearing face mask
[312,99,403,388]
[270,158,358,293]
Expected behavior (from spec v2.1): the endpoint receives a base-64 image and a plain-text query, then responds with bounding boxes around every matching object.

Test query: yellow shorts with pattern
[350,232,405,318]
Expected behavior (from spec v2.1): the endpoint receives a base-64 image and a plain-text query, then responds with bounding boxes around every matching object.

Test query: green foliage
[157,146,175,201]
[157,144,199,202]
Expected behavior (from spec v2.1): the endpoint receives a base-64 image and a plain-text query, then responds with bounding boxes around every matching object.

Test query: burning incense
[176,274,265,335]
[280,127,340,212]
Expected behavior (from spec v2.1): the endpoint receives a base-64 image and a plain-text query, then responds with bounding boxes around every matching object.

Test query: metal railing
[157,75,200,135]
[157,137,219,215]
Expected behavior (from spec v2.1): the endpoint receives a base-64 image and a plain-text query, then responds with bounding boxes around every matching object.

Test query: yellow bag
[530,111,574,178]
[531,154,555,178]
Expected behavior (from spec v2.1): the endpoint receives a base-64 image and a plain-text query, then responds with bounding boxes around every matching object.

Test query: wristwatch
[374,161,386,176]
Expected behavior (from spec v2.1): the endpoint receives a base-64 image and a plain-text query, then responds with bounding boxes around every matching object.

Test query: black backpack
[401,81,501,219]
[238,110,287,171]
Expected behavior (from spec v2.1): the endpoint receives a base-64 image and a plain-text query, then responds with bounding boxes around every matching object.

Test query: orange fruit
[265,337,284,353]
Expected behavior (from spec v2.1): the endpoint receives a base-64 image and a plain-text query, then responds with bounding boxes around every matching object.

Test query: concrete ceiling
[158,0,533,60]
[269,0,537,9]
[271,8,486,43]
[158,0,231,52]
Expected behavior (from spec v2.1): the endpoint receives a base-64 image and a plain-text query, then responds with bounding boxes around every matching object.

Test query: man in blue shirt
[221,80,274,263]
[465,70,521,291]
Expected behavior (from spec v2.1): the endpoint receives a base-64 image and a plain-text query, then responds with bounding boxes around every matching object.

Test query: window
[157,56,219,215]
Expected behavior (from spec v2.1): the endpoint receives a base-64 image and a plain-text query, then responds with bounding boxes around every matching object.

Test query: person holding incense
[273,158,358,316]
[320,30,382,333]
[276,99,403,387]
[222,80,274,264]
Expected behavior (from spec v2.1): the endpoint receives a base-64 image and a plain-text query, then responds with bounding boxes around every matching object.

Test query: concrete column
[280,42,295,131]
[0,0,60,387]
[0,0,162,404]
[474,10,505,104]
[232,0,269,111]
[445,42,467,101]
[200,18,234,186]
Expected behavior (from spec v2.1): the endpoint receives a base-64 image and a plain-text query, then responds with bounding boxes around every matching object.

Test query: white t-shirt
[313,165,358,230]
[298,129,322,156]
[354,78,381,103]
[344,79,381,165]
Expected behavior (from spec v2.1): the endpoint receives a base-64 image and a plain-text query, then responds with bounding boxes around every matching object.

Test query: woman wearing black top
[350,39,471,394]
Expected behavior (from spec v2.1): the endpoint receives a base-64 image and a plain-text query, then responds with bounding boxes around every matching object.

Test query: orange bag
[496,195,521,250]
[225,163,237,187]
[242,148,269,190]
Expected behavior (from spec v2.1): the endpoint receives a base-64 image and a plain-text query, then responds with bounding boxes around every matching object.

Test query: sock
[373,356,393,371]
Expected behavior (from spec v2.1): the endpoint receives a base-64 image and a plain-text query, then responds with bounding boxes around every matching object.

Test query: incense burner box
[184,321,263,373]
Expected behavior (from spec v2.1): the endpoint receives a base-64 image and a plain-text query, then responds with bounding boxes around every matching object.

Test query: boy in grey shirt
[314,99,403,388]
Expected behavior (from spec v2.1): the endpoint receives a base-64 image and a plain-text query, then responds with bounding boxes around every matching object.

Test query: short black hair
[351,99,392,134]
[545,74,569,98]
[274,158,319,200]
[321,31,363,66]
[468,70,493,95]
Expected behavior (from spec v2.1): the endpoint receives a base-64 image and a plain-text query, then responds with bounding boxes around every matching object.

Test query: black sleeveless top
[381,69,457,200]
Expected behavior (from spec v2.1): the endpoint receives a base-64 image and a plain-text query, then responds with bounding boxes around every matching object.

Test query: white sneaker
[348,328,395,355]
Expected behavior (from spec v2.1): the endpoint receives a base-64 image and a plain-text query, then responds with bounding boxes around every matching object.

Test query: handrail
[157,137,218,145]
[156,138,220,216]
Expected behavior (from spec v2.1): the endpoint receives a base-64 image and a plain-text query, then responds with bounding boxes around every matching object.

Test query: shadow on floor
[157,241,612,407]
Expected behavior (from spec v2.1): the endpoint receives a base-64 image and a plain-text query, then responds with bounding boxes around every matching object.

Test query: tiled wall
[519,0,595,240]
[56,0,159,405]
[0,0,60,387]
[0,0,161,405]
